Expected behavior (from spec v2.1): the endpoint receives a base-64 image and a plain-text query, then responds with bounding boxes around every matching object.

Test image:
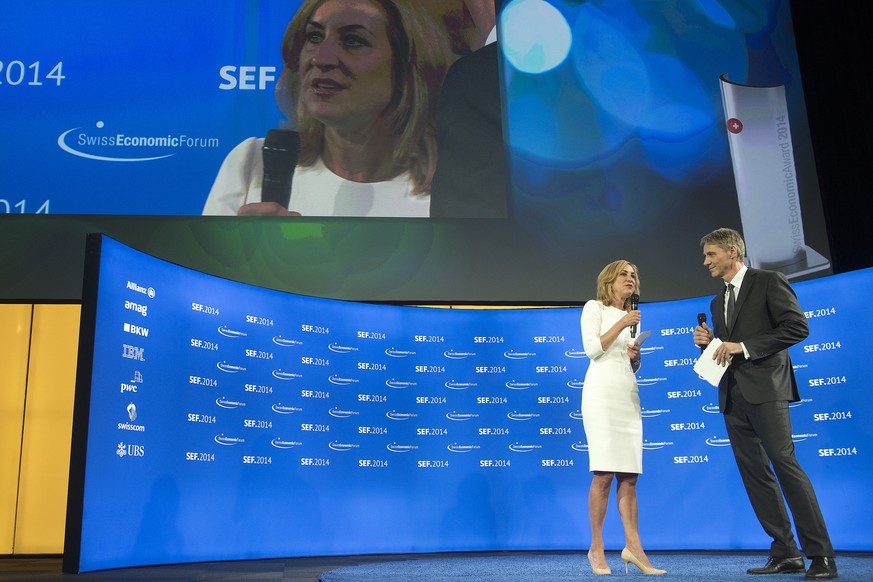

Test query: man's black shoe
[747,556,805,575]
[805,557,838,580]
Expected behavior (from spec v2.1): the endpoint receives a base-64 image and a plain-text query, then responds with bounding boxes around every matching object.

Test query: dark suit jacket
[711,268,809,412]
[430,42,509,218]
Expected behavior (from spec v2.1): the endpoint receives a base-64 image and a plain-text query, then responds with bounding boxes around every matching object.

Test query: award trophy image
[719,74,830,278]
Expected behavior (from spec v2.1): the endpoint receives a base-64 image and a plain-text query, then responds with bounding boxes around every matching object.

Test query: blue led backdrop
[65,236,871,572]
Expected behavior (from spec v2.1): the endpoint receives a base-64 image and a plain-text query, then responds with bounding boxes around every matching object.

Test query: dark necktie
[726,283,736,331]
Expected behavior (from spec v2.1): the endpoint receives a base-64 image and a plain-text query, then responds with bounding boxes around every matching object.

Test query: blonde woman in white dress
[580,260,666,576]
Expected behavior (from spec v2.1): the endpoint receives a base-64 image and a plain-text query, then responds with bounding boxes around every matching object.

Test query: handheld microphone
[697,313,707,353]
[261,128,299,208]
[630,293,640,338]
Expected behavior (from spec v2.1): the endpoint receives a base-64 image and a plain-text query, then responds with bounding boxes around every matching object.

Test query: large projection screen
[64,235,870,572]
[0,0,842,304]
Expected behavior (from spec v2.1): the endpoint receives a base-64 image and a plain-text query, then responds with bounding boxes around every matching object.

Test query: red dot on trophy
[727,117,744,133]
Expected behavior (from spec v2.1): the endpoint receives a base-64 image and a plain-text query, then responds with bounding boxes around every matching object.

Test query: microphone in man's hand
[630,293,640,338]
[261,128,299,208]
[697,313,707,353]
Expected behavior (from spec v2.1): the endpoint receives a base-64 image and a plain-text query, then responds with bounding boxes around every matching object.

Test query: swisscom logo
[58,121,219,162]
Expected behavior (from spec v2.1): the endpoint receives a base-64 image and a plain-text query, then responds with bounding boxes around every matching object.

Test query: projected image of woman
[580,261,666,576]
[203,0,451,217]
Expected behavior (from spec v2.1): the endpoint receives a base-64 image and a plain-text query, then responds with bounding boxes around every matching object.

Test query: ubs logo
[116,442,145,458]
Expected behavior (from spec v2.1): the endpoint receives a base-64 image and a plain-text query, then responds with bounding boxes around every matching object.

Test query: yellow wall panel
[0,304,33,554]
[14,304,80,554]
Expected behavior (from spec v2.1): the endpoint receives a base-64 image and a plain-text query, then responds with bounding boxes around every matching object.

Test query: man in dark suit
[430,40,509,218]
[693,228,837,580]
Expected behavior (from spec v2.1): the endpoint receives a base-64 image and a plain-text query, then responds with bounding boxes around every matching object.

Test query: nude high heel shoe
[621,547,666,575]
[587,550,612,575]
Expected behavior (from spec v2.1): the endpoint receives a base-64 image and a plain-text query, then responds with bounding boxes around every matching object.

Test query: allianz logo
[126,281,155,298]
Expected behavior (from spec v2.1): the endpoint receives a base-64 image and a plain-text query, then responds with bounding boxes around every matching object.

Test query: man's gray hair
[700,228,746,261]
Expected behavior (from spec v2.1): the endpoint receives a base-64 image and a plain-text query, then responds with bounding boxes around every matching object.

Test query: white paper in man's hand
[693,338,729,386]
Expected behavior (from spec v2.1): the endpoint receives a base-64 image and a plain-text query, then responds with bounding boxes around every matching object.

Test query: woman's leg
[616,472,656,568]
[588,471,614,569]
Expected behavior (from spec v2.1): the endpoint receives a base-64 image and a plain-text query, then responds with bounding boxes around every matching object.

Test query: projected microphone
[261,128,299,208]
[697,313,707,353]
[630,293,640,338]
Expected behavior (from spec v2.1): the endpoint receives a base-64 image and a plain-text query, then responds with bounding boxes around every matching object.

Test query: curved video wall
[64,236,871,572]
[0,0,837,303]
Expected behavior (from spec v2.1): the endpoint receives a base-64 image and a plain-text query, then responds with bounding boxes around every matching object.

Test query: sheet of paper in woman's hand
[634,329,653,347]
[693,338,728,386]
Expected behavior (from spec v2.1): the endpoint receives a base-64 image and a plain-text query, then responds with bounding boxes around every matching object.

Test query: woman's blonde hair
[596,260,640,310]
[276,0,452,193]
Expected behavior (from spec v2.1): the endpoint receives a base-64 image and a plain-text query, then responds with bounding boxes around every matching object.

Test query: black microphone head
[630,294,640,309]
[697,312,707,325]
[261,128,300,207]
[264,128,299,153]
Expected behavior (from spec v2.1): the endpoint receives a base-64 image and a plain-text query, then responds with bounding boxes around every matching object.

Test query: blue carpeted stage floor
[2,551,870,580]
[319,551,872,581]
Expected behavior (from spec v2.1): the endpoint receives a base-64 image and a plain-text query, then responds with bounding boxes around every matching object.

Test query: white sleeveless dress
[580,300,643,474]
